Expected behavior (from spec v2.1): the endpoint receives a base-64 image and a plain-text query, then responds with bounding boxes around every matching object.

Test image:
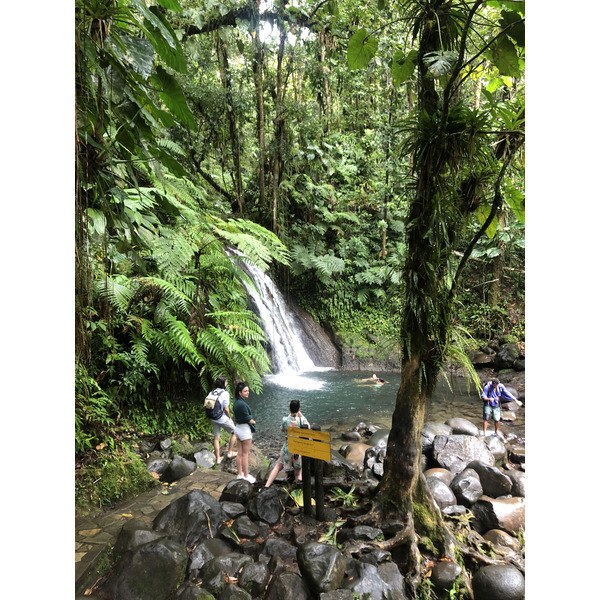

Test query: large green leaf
[423,50,459,78]
[500,10,525,48]
[347,28,378,70]
[505,187,525,223]
[151,66,196,130]
[475,206,499,239]
[489,35,520,78]
[392,49,418,85]
[156,0,182,11]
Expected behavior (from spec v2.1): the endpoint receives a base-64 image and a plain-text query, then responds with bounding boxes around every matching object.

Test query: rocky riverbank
[80,371,525,600]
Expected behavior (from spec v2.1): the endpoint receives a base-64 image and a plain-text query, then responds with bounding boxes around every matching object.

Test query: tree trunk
[216,35,245,214]
[253,31,266,209]
[272,26,287,234]
[490,212,506,306]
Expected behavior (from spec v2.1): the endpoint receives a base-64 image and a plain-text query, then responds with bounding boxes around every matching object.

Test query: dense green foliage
[75,0,524,514]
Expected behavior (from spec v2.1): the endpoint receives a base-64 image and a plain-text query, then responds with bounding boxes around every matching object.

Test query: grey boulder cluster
[337,416,525,600]
[87,482,410,600]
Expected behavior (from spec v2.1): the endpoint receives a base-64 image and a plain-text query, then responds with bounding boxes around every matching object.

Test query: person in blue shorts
[481,378,518,437]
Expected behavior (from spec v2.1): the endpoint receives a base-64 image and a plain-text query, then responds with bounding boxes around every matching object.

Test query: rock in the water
[341,431,362,442]
[472,564,525,600]
[466,461,512,497]
[426,477,457,509]
[297,541,347,594]
[445,417,479,437]
[450,468,484,507]
[432,435,495,474]
[153,489,227,548]
[161,454,196,483]
[100,538,188,600]
[471,496,525,536]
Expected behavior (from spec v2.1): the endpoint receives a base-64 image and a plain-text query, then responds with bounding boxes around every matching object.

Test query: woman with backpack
[205,375,237,464]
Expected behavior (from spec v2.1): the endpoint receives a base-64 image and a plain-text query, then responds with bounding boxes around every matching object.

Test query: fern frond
[93,276,134,312]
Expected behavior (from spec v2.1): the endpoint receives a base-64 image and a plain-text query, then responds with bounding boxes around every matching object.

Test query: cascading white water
[229,249,332,389]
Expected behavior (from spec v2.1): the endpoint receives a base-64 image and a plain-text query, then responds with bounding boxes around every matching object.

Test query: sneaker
[237,474,245,480]
[245,474,256,484]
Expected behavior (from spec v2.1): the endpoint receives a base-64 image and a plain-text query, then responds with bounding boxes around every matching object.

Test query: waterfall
[229,250,337,384]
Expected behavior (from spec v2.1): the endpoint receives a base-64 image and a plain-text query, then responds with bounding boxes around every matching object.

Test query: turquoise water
[246,370,524,451]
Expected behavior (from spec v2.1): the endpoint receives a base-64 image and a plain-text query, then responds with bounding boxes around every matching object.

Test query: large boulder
[161,454,197,483]
[426,477,457,510]
[99,538,188,600]
[494,344,520,370]
[368,429,390,450]
[112,518,168,561]
[343,559,407,600]
[506,470,525,497]
[153,489,227,548]
[264,572,311,600]
[466,461,512,498]
[340,442,372,471]
[450,468,484,507]
[297,541,347,594]
[471,496,525,536]
[423,468,454,487]
[422,423,453,454]
[482,529,522,557]
[220,479,254,504]
[189,538,236,580]
[445,417,479,437]
[432,435,495,474]
[430,561,462,594]
[246,487,284,525]
[472,564,525,600]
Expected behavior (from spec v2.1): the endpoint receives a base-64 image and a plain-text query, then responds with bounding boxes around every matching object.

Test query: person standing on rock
[264,400,309,488]
[206,375,237,465]
[233,381,256,483]
[481,378,517,437]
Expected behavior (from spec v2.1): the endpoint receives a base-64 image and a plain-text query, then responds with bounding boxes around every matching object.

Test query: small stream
[249,370,524,456]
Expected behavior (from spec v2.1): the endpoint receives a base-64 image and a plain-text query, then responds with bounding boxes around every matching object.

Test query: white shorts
[235,423,253,441]
[211,415,236,437]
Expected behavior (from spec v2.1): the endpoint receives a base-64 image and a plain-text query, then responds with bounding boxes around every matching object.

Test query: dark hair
[491,378,499,385]
[290,399,300,413]
[235,381,249,398]
[215,375,227,389]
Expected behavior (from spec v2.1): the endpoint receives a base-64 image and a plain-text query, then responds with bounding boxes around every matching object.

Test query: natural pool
[247,370,525,452]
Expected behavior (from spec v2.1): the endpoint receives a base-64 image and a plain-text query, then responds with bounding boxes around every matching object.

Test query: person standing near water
[206,375,237,465]
[233,381,256,483]
[481,377,518,437]
[264,400,309,488]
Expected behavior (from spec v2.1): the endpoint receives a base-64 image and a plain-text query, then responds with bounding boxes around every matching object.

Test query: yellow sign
[287,427,331,461]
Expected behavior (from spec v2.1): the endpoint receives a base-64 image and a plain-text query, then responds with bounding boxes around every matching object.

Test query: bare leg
[227,433,237,458]
[213,435,222,464]
[265,460,283,487]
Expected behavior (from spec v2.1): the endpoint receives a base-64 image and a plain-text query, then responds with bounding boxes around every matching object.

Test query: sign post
[287,425,331,520]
